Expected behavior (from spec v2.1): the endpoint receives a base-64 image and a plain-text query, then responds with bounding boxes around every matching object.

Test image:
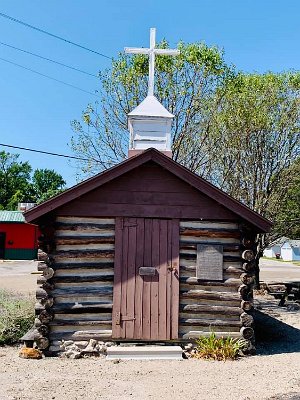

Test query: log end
[35,337,50,350]
[240,326,254,340]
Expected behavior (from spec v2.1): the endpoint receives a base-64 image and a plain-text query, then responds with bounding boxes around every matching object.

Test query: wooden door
[112,217,179,340]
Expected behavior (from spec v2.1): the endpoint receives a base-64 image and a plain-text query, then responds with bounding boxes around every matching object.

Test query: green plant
[0,289,35,345]
[194,332,247,361]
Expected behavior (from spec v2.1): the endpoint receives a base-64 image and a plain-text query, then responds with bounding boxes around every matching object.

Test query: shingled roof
[0,211,25,223]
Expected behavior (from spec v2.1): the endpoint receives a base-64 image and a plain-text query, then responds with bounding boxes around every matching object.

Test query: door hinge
[115,312,136,324]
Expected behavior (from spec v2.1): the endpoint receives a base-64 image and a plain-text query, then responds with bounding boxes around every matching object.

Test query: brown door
[112,217,179,340]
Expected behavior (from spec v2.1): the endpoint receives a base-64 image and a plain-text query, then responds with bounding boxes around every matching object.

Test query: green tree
[0,151,32,210]
[268,158,300,240]
[0,151,67,210]
[207,72,300,214]
[71,41,233,176]
[207,72,300,256]
[32,169,66,203]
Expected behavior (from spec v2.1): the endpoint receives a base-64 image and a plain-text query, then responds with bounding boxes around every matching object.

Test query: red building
[0,211,38,260]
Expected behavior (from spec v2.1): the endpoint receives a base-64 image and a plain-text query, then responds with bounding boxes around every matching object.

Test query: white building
[263,244,282,258]
[263,237,288,258]
[281,240,300,261]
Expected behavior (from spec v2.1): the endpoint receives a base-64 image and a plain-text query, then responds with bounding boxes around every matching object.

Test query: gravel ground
[0,343,299,400]
[0,294,300,400]
[0,261,300,399]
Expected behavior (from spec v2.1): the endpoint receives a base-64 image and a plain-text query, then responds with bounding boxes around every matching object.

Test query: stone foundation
[59,339,114,359]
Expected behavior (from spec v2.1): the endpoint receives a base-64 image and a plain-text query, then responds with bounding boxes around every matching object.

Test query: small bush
[193,332,247,361]
[0,289,35,345]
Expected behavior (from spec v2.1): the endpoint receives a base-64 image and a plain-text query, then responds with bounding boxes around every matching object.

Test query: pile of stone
[182,343,197,358]
[60,339,113,359]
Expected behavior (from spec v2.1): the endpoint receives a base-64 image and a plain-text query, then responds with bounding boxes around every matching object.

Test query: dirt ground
[0,261,300,399]
[0,260,37,294]
[0,294,300,400]
[0,298,299,399]
[0,341,299,400]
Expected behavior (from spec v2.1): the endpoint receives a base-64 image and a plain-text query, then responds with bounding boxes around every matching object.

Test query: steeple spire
[125,28,179,96]
[125,28,179,158]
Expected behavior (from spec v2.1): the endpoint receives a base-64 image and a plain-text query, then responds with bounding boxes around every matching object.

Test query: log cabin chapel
[24,28,272,355]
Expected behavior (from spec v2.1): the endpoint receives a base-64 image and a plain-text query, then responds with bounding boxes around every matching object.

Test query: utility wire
[0,143,100,163]
[0,57,100,97]
[0,41,98,77]
[0,12,112,60]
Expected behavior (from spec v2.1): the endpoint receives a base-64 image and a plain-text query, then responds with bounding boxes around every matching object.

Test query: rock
[82,352,99,358]
[69,351,82,359]
[87,339,97,349]
[65,340,74,346]
[62,340,74,348]
[98,345,107,354]
[65,350,73,357]
[69,344,80,351]
[34,318,42,328]
[82,339,100,355]
[19,347,43,359]
[65,349,82,357]
[83,346,96,353]
[74,341,89,349]
[84,339,98,352]
[241,340,256,355]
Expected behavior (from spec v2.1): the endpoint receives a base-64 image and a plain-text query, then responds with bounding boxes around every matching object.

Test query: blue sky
[0,0,300,186]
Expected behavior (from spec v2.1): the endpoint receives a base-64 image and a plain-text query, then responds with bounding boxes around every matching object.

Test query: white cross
[125,28,180,97]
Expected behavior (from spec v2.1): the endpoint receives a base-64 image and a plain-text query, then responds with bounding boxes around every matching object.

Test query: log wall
[35,216,115,353]
[179,220,255,344]
[34,217,256,353]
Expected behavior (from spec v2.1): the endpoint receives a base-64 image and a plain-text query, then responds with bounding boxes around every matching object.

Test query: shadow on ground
[254,296,300,355]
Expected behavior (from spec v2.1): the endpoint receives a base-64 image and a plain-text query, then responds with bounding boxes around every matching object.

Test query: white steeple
[125,28,179,157]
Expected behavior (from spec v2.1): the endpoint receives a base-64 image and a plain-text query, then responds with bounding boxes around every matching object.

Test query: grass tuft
[0,289,35,345]
[193,332,247,361]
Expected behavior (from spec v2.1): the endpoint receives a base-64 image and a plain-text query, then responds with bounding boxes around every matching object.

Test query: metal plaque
[139,266,156,276]
[196,244,223,281]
